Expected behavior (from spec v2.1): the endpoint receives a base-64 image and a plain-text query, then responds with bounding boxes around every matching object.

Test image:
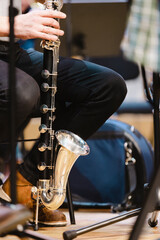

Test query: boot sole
[29,219,67,227]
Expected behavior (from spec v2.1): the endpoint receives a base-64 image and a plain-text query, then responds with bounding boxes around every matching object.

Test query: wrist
[0,17,9,37]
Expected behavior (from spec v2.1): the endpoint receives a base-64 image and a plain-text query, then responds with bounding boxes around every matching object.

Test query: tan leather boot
[1,171,67,226]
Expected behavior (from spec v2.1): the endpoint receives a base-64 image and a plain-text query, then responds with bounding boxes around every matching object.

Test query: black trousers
[0,42,127,185]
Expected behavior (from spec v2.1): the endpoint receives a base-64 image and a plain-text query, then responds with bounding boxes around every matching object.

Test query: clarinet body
[34,0,90,214]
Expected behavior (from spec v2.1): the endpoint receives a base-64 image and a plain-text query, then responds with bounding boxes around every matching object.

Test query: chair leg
[66,181,76,224]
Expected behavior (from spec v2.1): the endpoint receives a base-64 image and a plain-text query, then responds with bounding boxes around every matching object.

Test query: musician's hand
[14,9,66,41]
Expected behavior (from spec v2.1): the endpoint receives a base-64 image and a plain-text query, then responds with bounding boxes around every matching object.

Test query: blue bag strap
[124,141,137,207]
[126,163,137,195]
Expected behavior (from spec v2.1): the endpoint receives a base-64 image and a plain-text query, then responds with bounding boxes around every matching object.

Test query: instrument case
[68,119,154,211]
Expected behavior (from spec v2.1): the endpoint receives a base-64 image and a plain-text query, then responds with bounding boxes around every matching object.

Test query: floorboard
[1,209,160,240]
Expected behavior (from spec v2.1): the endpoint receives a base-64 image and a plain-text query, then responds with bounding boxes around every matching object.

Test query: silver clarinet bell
[39,130,90,210]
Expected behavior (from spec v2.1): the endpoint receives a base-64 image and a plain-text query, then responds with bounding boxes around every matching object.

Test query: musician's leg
[18,54,127,185]
[0,48,66,225]
[54,57,127,140]
[0,60,40,143]
[14,50,126,141]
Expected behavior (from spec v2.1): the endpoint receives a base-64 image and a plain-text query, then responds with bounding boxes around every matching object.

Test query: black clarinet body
[39,48,55,181]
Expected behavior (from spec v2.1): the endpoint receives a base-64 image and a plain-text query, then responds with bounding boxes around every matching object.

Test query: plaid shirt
[121,0,160,72]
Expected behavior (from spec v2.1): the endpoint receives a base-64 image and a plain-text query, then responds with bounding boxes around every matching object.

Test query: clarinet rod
[63,208,141,240]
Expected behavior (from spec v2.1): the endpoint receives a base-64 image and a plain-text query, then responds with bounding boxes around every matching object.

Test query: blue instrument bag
[69,119,154,210]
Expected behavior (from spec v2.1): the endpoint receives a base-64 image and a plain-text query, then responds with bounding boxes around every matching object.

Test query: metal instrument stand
[9,0,17,206]
[63,208,141,240]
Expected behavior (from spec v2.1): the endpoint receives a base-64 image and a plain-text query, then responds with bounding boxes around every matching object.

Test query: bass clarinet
[33,0,90,227]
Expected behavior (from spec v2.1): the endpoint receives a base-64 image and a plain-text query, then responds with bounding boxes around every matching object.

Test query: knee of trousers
[101,71,127,104]
[16,72,40,117]
[111,72,127,102]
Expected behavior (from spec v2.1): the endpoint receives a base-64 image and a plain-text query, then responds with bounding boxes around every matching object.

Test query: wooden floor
[1,209,160,240]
